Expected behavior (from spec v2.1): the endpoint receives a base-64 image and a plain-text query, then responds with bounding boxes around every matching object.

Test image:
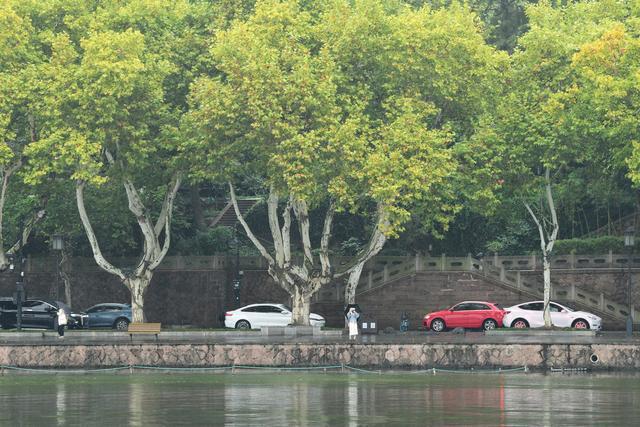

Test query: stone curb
[485,329,596,337]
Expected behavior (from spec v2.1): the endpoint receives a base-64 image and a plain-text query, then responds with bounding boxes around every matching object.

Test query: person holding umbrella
[346,307,360,340]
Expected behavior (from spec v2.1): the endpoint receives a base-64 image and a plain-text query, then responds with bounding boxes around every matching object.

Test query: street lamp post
[8,251,26,331]
[51,234,64,300]
[624,226,635,337]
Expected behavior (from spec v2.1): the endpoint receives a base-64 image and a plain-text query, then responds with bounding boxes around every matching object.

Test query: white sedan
[503,301,602,330]
[224,303,326,329]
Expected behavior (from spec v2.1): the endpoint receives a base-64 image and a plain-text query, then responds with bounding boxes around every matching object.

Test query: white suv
[503,301,602,330]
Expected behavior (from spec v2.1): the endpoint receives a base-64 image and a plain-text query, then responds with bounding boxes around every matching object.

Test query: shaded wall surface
[0,342,637,370]
[0,256,637,329]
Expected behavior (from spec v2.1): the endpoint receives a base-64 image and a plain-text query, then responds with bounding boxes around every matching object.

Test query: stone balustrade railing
[353,254,637,323]
[486,252,640,271]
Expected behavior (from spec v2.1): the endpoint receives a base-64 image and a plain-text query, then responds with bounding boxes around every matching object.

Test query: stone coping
[485,329,596,337]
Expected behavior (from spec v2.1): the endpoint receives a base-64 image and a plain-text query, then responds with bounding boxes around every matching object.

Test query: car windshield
[560,304,574,312]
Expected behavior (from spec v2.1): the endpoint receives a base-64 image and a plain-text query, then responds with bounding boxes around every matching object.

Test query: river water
[1,371,639,426]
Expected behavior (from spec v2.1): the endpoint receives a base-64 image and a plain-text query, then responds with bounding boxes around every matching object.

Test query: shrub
[553,236,637,255]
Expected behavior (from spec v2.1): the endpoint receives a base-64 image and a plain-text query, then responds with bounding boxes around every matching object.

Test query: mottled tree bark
[525,168,559,328]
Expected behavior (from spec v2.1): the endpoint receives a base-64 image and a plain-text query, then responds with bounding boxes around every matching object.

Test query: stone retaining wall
[1,343,639,370]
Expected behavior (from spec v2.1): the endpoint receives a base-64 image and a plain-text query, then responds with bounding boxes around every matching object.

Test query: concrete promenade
[1,330,639,370]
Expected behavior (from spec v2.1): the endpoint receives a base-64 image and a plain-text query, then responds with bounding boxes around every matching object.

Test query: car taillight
[225,312,233,316]
[504,311,510,315]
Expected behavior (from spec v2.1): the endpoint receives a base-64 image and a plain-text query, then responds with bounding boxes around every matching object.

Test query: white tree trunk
[126,274,151,323]
[542,256,552,326]
[291,287,311,326]
[341,204,389,304]
[525,168,559,328]
[230,183,332,326]
[344,263,364,305]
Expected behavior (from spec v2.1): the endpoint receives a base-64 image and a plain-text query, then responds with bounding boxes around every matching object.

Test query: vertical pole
[627,244,633,337]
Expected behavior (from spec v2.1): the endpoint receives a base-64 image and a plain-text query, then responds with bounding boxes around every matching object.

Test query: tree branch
[154,173,182,236]
[281,195,293,266]
[267,187,285,267]
[229,182,274,264]
[292,198,314,268]
[76,180,125,280]
[335,202,389,278]
[319,200,335,276]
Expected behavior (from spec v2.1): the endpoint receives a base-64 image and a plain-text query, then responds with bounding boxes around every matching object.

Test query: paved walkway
[1,330,639,346]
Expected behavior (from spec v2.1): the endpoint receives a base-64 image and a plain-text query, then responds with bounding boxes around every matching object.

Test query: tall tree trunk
[60,246,73,308]
[344,263,364,305]
[291,287,311,326]
[525,167,559,328]
[542,255,552,326]
[126,273,151,323]
[341,204,389,304]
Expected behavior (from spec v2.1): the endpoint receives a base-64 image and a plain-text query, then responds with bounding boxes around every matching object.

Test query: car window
[470,303,490,310]
[452,303,470,311]
[22,300,49,311]
[105,306,122,311]
[87,306,104,313]
[242,306,259,312]
[520,303,544,311]
[264,306,283,313]
[550,303,563,313]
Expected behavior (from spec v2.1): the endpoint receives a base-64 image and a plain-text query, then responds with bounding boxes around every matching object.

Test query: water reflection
[1,372,640,426]
[347,378,358,427]
[56,381,66,426]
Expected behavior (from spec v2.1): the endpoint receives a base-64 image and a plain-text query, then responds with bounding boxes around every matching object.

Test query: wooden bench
[128,322,161,340]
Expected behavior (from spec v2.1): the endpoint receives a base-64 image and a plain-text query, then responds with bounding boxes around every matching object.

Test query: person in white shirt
[57,308,68,338]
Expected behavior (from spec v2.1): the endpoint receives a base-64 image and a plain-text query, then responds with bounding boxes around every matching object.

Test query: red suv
[423,301,505,332]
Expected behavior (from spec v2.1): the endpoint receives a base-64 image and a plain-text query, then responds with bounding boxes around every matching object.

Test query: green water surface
[1,371,639,426]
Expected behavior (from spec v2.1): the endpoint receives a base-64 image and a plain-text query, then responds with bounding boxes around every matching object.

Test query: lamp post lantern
[624,226,635,337]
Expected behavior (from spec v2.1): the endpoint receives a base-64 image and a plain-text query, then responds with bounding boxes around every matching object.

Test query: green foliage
[553,236,635,255]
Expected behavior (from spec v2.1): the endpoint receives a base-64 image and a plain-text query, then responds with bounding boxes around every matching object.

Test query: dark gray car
[0,298,76,329]
[71,303,132,330]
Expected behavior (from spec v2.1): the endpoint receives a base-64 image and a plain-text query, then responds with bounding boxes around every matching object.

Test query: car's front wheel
[235,320,251,330]
[114,318,129,331]
[482,319,498,331]
[431,318,446,332]
[572,319,590,329]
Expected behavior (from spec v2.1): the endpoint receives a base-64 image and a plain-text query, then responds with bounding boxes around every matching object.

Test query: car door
[446,303,471,328]
[265,305,291,326]
[240,306,261,328]
[21,300,54,329]
[470,303,492,328]
[88,306,110,327]
[521,302,544,327]
[253,305,278,327]
[550,303,571,327]
[19,300,42,328]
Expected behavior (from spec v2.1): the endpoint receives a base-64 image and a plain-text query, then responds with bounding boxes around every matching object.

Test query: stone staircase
[208,197,262,228]
[350,254,638,324]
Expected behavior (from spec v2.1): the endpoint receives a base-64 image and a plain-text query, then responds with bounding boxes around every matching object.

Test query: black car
[0,298,78,329]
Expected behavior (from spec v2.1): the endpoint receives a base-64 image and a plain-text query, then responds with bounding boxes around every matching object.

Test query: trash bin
[360,318,378,334]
